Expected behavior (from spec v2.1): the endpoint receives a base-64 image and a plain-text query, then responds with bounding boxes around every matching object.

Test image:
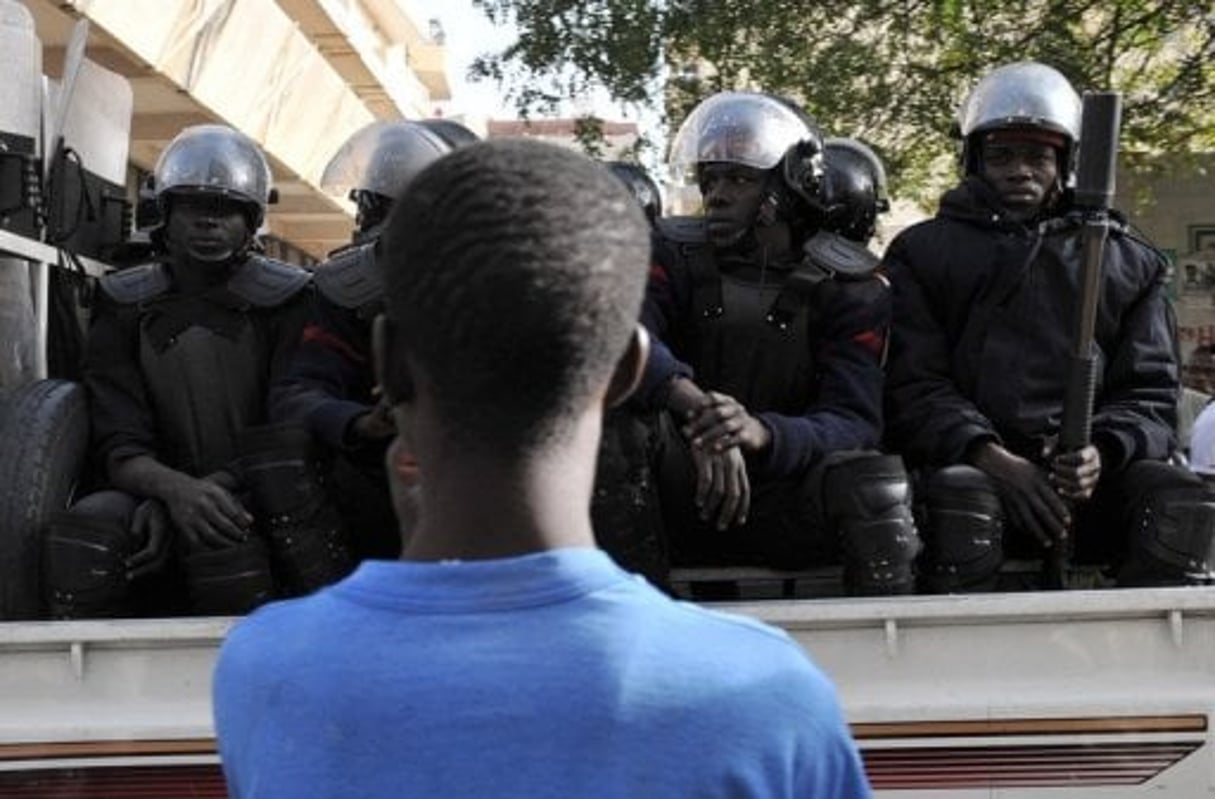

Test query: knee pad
[822,454,921,596]
[44,511,135,619]
[239,424,354,595]
[263,502,354,596]
[1121,487,1215,587]
[182,538,275,615]
[238,424,331,516]
[915,465,1004,593]
[592,410,669,587]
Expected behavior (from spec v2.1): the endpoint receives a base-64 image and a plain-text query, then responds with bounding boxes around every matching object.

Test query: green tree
[470,0,1215,204]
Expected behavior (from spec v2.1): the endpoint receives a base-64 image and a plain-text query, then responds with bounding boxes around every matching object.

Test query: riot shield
[0,0,44,388]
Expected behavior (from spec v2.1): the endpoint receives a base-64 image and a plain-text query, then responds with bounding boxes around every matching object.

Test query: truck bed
[1,586,1212,797]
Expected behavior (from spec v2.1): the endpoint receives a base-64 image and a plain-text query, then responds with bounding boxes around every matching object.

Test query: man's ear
[605,325,650,409]
[372,313,414,404]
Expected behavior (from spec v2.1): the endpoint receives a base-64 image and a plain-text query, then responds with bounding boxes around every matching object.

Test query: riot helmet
[606,161,662,225]
[151,124,275,229]
[821,138,889,243]
[956,61,1081,179]
[668,91,825,217]
[321,120,456,234]
[417,118,481,149]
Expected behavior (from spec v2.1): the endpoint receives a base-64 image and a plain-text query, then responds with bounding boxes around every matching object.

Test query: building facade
[18,0,451,260]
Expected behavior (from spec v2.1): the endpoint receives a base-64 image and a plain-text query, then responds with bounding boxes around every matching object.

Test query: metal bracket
[69,641,85,681]
[1169,609,1184,649]
[884,618,899,659]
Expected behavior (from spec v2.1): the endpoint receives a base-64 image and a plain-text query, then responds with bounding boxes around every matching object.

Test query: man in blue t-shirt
[212,138,873,799]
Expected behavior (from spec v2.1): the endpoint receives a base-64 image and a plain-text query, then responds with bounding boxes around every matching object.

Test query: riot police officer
[610,91,919,595]
[606,161,663,225]
[884,62,1215,590]
[822,137,890,244]
[269,119,476,559]
[44,125,350,617]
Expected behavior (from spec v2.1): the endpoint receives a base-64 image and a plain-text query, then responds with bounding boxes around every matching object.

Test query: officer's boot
[182,538,276,615]
[238,424,355,596]
[822,454,921,596]
[915,465,1004,593]
[44,511,135,619]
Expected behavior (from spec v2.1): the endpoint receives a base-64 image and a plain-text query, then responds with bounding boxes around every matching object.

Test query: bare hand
[682,391,771,455]
[972,443,1070,549]
[164,473,254,549]
[350,400,396,441]
[126,499,172,579]
[1050,444,1102,501]
[690,444,751,531]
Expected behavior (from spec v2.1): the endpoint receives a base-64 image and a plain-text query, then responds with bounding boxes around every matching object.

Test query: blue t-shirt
[214,548,872,798]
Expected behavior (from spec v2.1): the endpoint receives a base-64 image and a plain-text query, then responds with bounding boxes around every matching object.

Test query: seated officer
[269,119,477,560]
[598,92,919,595]
[821,137,891,245]
[605,160,663,226]
[44,125,352,618]
[884,62,1215,590]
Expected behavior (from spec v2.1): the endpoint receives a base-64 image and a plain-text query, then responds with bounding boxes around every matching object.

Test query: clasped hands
[677,390,771,532]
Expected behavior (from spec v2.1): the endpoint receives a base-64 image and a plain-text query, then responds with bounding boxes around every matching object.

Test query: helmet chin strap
[755,190,780,228]
[714,224,758,254]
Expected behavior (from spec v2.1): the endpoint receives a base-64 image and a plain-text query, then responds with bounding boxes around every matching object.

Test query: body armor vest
[658,218,816,414]
[139,321,266,476]
[99,256,308,475]
[313,241,383,318]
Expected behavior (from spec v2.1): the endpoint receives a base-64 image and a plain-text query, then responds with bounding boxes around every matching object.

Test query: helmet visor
[958,62,1081,140]
[669,92,812,184]
[154,125,272,208]
[320,121,451,199]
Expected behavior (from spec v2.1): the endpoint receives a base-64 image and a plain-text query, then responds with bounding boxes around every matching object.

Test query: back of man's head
[379,138,649,454]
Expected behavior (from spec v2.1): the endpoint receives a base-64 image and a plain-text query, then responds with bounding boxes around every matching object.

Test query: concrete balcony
[19,0,451,259]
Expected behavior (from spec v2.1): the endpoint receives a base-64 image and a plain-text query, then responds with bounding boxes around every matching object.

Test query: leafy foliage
[469,0,1215,204]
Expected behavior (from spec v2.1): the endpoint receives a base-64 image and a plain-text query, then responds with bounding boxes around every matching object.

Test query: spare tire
[0,379,88,619]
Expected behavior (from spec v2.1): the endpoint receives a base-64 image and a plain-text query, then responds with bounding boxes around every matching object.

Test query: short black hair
[379,138,649,453]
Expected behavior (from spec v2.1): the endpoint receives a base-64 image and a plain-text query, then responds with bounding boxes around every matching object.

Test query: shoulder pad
[655,216,708,246]
[313,242,382,309]
[98,263,172,304]
[1043,210,1159,258]
[1109,214,1161,252]
[801,231,879,280]
[227,256,312,307]
[1038,214,1082,237]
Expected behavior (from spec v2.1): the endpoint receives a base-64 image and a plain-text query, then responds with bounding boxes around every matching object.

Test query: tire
[0,379,88,619]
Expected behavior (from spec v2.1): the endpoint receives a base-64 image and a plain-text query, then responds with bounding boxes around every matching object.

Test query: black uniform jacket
[86,258,311,479]
[883,177,1178,472]
[640,220,890,480]
[268,241,382,453]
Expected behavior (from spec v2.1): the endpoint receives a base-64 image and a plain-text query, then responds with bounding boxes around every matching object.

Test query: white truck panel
[0,588,1211,796]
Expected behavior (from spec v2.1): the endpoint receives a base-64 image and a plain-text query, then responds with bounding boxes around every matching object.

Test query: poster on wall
[1175,225,1215,363]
